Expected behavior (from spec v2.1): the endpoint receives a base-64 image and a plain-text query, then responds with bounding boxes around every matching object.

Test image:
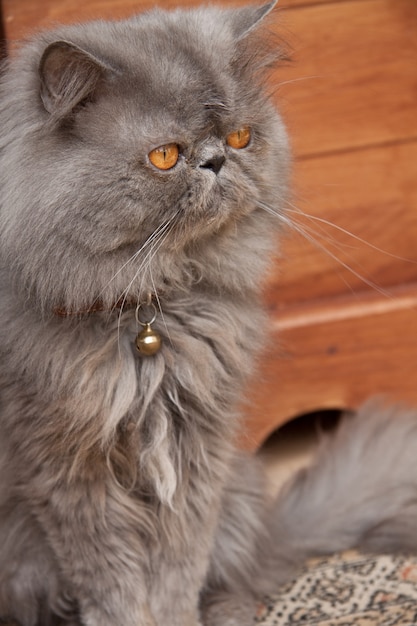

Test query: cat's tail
[202,404,417,625]
[263,403,417,589]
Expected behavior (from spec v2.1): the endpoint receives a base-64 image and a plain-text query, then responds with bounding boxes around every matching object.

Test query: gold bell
[135,323,161,356]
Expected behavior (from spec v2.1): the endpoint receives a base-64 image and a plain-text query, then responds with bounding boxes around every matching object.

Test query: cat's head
[0,2,289,314]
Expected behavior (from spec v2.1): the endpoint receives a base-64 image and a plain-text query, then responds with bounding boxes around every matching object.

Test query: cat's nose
[199,154,225,175]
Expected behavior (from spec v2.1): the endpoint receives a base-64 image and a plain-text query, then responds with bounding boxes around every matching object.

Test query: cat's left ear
[230,1,277,40]
[39,40,112,118]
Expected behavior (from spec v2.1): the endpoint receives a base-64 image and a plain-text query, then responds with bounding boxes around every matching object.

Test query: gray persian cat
[1,3,417,625]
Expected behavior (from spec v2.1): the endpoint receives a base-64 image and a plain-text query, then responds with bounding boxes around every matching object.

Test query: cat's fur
[0,3,417,625]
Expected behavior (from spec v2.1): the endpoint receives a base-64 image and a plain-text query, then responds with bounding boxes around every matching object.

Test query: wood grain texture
[267,139,417,307]
[242,285,417,448]
[273,0,417,157]
[2,0,347,44]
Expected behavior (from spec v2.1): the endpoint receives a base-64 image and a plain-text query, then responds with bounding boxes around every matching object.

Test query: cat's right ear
[231,0,277,40]
[39,41,111,118]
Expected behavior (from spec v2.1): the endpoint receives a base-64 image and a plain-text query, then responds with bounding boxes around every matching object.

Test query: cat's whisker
[284,203,358,253]
[96,217,177,309]
[114,215,178,351]
[284,209,357,252]
[282,206,369,265]
[256,200,394,298]
[110,213,179,318]
[284,219,382,295]
[276,75,323,89]
[268,75,322,101]
[147,236,175,351]
[112,228,169,346]
[116,223,172,306]
[134,219,176,308]
[285,201,417,264]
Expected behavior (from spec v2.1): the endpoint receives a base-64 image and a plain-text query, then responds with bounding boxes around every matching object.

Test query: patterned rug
[1,552,417,625]
[256,551,417,625]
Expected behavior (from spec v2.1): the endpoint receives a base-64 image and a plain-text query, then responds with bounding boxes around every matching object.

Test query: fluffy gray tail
[202,405,417,625]
[267,404,417,579]
[198,405,417,624]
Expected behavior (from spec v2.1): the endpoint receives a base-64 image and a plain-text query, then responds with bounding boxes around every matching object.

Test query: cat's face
[0,3,289,311]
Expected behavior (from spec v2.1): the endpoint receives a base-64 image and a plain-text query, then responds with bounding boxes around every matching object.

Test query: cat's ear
[39,41,111,118]
[230,1,277,40]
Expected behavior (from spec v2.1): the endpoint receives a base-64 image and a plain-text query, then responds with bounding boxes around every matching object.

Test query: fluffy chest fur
[0,288,264,507]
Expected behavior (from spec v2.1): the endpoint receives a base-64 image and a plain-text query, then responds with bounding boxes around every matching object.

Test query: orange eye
[226,126,251,150]
[148,144,179,170]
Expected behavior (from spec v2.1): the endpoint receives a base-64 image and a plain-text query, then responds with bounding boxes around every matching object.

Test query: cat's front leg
[147,518,220,626]
[29,475,158,626]
[149,561,205,626]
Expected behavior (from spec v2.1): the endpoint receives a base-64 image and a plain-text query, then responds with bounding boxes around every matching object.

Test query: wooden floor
[3,0,417,448]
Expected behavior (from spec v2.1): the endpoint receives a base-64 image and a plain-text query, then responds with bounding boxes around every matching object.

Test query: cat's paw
[200,591,256,626]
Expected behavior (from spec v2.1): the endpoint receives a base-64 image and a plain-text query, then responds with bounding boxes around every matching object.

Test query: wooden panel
[242,285,417,448]
[2,0,347,44]
[1,0,331,43]
[273,0,417,157]
[266,139,417,307]
[3,0,145,40]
